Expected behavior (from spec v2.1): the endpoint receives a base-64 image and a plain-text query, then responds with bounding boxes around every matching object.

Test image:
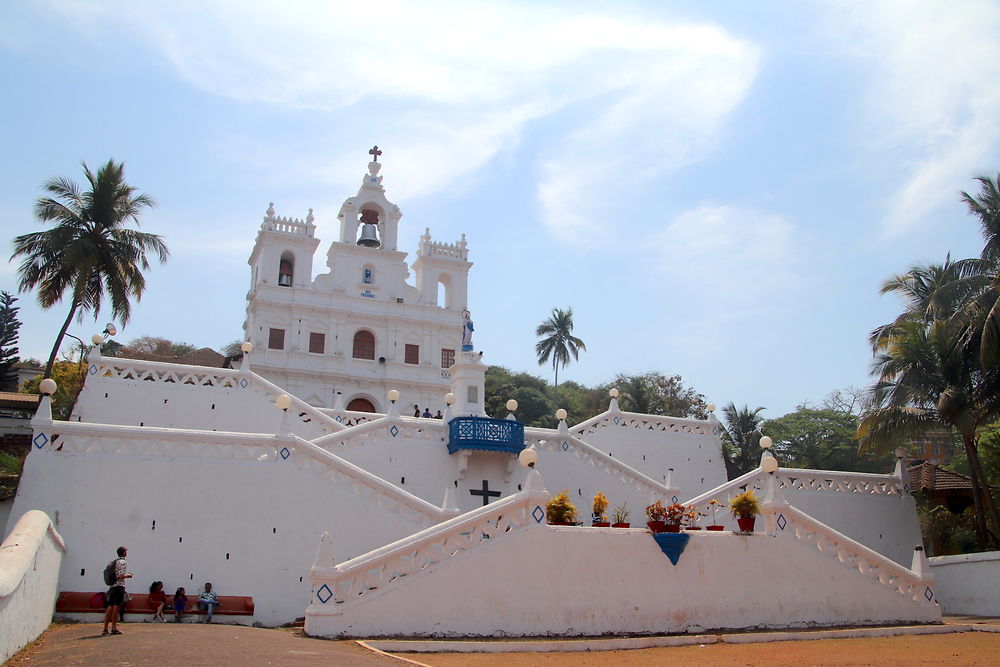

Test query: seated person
[173,587,188,622]
[197,582,221,622]
[149,581,167,622]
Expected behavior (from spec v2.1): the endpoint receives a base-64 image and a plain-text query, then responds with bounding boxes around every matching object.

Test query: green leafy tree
[20,359,86,420]
[721,403,766,479]
[0,291,22,391]
[484,366,555,427]
[600,372,707,419]
[765,406,891,472]
[10,159,168,379]
[535,307,586,390]
[121,336,198,358]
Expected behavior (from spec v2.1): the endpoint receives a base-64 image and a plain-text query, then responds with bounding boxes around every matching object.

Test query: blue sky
[2,1,998,419]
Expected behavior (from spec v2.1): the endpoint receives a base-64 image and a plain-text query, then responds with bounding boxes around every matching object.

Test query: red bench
[55,591,254,616]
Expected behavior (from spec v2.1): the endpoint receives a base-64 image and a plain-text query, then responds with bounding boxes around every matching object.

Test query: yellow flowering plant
[592,492,608,522]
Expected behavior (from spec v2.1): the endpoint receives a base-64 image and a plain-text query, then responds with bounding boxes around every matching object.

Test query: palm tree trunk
[963,432,1000,546]
[961,431,995,548]
[44,301,78,379]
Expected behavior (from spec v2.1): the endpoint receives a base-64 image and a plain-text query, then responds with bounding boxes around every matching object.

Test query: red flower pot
[612,522,631,528]
[685,526,702,531]
[646,520,666,533]
[592,522,610,528]
[706,525,725,531]
[664,524,681,533]
[736,516,756,533]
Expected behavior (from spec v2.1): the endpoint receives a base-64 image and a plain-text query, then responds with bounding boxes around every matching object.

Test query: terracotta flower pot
[664,524,681,533]
[592,522,610,528]
[685,526,702,531]
[646,520,666,533]
[736,516,756,533]
[612,522,631,528]
[706,525,725,531]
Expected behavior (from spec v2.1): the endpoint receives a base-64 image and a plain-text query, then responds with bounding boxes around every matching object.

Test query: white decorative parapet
[30,420,457,528]
[0,510,67,663]
[307,469,548,619]
[572,409,711,438]
[762,499,936,608]
[684,466,904,517]
[417,228,469,260]
[87,356,346,435]
[317,408,380,427]
[262,203,316,237]
[523,429,675,500]
[312,415,446,453]
[928,551,1000,615]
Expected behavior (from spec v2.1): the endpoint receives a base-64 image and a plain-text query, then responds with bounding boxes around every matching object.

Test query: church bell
[357,223,380,248]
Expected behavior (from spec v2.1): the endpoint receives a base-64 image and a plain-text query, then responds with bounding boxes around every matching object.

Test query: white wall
[0,510,66,662]
[929,551,1000,615]
[9,443,441,626]
[306,524,939,638]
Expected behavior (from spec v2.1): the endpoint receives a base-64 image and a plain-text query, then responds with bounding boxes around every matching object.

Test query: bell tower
[336,147,402,252]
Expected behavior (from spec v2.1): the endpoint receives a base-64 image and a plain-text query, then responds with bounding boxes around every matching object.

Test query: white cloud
[650,203,796,301]
[828,0,1000,236]
[41,0,761,234]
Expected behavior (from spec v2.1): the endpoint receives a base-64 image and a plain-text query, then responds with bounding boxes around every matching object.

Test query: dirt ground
[8,622,1000,667]
[419,633,1000,666]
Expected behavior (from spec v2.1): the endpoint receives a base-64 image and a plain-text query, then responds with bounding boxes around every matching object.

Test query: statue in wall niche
[462,310,474,351]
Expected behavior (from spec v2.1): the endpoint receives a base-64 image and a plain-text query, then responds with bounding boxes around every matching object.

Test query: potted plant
[663,502,687,533]
[546,490,578,526]
[706,499,725,531]
[729,490,760,533]
[645,500,666,533]
[592,492,610,527]
[611,502,630,528]
[684,507,704,530]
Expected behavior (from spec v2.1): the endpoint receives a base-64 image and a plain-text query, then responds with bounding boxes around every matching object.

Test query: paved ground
[7,618,1000,667]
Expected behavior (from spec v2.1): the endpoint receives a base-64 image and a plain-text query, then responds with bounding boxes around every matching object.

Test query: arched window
[278,252,294,287]
[352,330,376,359]
[362,265,374,284]
[346,397,377,413]
[437,274,452,308]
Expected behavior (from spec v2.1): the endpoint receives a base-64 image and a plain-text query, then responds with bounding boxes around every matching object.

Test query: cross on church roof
[369,145,382,162]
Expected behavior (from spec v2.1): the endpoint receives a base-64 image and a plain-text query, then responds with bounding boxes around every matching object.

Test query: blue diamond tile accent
[712,426,719,435]
[390,425,399,438]
[671,495,679,503]
[903,484,910,494]
[89,364,98,375]
[532,506,545,524]
[240,378,249,389]
[924,587,933,601]
[335,415,343,423]
[33,432,48,449]
[280,447,291,460]
[316,583,333,604]
[561,441,569,452]
[777,513,787,531]
[613,416,620,425]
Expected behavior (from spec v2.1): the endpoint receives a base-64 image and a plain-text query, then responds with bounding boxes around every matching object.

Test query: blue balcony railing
[447,416,525,455]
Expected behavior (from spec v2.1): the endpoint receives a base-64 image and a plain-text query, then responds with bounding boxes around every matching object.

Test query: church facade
[243,155,472,414]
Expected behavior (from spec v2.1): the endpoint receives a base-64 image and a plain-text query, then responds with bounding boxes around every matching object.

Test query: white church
[2,151,948,645]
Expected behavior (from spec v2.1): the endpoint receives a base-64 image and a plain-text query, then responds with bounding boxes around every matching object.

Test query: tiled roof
[907,462,974,492]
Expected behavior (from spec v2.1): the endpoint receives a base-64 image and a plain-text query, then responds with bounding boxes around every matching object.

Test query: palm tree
[535,307,586,391]
[11,159,168,378]
[857,318,1000,548]
[958,173,1000,367]
[721,403,766,479]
